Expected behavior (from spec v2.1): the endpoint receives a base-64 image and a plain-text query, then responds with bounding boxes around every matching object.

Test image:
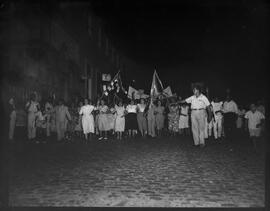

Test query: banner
[102,74,111,81]
[128,86,149,99]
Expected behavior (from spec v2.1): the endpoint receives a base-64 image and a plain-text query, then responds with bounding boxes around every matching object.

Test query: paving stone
[8,136,265,207]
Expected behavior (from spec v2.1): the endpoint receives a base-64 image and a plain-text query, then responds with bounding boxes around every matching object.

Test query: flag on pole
[150,70,164,99]
[111,70,126,93]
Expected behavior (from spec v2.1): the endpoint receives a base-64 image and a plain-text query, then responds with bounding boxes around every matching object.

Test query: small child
[236,105,246,136]
[179,103,190,136]
[244,103,265,152]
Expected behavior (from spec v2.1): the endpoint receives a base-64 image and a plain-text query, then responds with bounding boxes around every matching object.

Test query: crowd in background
[6,87,266,151]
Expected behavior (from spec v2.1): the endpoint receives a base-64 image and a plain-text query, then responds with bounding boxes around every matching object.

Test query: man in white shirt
[222,95,238,141]
[181,84,211,147]
[245,103,265,152]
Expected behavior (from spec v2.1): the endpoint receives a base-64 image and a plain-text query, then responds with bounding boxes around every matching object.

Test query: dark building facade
[1,1,125,105]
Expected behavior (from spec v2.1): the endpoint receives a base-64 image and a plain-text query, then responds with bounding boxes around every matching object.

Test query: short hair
[193,84,202,92]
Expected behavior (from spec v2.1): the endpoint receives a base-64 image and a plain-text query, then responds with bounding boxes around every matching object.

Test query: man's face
[250,104,256,112]
[193,88,199,96]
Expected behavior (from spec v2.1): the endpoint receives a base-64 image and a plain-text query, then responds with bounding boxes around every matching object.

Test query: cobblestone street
[8,136,265,207]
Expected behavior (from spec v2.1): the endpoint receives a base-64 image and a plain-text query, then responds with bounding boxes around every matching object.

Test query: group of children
[7,92,265,152]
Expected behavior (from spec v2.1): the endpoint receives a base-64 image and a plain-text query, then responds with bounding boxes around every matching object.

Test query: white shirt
[126,105,137,113]
[185,94,210,109]
[26,101,39,113]
[79,105,95,116]
[137,104,146,112]
[222,100,238,113]
[211,101,223,117]
[98,105,108,114]
[180,106,189,115]
[245,110,265,129]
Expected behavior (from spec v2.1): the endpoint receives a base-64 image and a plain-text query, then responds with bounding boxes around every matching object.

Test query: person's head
[157,100,162,106]
[79,101,83,107]
[213,96,219,102]
[101,99,105,106]
[118,100,123,107]
[84,98,88,105]
[238,104,243,110]
[140,98,145,104]
[88,99,93,105]
[193,85,202,97]
[58,99,64,106]
[130,99,134,105]
[226,95,231,102]
[30,93,36,102]
[250,103,256,113]
[9,97,14,105]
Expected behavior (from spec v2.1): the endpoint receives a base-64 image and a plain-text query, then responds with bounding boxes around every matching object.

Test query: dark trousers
[224,112,237,141]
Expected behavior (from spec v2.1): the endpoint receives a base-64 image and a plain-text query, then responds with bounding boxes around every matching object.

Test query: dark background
[90,0,269,104]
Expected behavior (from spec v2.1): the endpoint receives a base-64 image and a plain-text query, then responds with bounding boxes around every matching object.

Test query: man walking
[55,99,71,141]
[181,84,211,147]
[222,95,238,141]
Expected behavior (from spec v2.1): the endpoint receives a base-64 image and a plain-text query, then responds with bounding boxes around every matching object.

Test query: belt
[191,108,205,110]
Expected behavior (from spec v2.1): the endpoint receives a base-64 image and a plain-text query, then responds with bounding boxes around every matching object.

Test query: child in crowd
[244,103,265,152]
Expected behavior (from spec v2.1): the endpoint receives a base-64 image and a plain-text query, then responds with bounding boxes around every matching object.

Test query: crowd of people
[6,84,266,152]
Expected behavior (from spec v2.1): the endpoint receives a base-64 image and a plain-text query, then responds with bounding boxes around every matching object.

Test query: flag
[163,86,173,97]
[111,71,126,93]
[150,70,164,99]
[102,74,111,81]
[128,86,138,99]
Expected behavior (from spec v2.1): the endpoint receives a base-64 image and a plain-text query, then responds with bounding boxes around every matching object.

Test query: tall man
[181,84,211,147]
[222,95,238,141]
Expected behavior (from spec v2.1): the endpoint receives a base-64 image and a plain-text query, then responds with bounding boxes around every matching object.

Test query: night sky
[92,0,268,102]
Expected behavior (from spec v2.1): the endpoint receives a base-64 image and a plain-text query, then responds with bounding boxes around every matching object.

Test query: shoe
[200,144,205,148]
[104,137,108,140]
[98,137,103,140]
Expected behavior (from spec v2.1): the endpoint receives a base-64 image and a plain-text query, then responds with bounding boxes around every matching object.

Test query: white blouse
[79,105,95,116]
[137,104,146,112]
[126,105,137,113]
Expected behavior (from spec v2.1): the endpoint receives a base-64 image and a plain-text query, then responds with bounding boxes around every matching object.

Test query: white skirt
[115,115,125,132]
[179,115,189,129]
[82,114,94,134]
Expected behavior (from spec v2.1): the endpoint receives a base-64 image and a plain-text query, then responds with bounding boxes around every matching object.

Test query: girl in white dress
[115,101,125,140]
[79,99,95,141]
[179,103,190,136]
